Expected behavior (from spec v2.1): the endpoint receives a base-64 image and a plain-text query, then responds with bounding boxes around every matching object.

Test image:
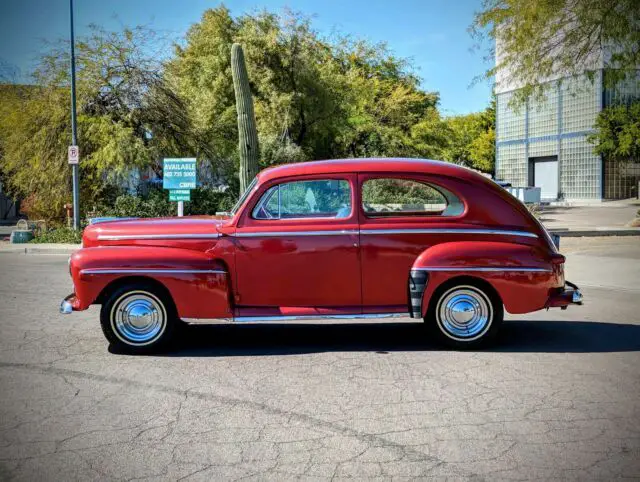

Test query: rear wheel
[100,283,176,354]
[427,283,503,349]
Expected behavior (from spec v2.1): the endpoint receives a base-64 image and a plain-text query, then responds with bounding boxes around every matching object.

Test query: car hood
[82,216,229,250]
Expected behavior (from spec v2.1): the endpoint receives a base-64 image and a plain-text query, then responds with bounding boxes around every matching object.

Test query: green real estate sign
[169,189,191,201]
[163,158,196,205]
[163,158,196,190]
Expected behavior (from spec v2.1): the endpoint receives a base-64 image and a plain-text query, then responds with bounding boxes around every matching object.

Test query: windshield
[230,177,259,216]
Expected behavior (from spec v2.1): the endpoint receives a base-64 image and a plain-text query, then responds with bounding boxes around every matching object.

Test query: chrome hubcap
[111,292,166,345]
[437,286,492,341]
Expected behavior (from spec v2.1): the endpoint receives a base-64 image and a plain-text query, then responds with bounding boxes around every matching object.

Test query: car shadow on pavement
[136,320,640,357]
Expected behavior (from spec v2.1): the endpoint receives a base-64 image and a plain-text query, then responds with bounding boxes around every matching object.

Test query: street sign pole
[69,0,80,230]
[177,201,184,217]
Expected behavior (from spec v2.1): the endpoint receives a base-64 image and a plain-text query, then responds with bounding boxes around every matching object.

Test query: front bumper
[547,281,583,309]
[60,293,77,314]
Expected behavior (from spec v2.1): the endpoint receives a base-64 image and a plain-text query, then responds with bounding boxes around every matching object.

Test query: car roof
[258,158,490,184]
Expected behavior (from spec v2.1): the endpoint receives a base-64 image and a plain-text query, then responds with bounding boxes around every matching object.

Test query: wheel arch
[410,240,558,317]
[95,275,175,309]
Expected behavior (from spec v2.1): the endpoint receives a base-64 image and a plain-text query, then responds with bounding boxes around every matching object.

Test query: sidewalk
[539,198,639,231]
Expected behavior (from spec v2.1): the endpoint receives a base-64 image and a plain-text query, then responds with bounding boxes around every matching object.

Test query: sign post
[69,0,80,230]
[163,158,196,217]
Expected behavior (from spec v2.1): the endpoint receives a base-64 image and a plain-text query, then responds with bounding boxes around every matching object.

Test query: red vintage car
[61,158,582,353]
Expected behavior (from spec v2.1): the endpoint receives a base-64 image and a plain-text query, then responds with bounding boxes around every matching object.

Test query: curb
[0,244,81,255]
[550,228,640,237]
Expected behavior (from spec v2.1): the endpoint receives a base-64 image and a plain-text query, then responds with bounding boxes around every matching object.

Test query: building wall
[495,72,603,200]
[602,70,640,199]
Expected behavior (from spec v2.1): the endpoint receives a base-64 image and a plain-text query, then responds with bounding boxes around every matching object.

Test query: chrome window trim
[96,233,220,241]
[412,266,551,273]
[252,185,279,219]
[359,228,538,238]
[80,269,227,275]
[234,229,358,238]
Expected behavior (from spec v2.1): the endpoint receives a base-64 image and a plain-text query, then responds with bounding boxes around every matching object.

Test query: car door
[234,174,361,309]
[357,173,465,311]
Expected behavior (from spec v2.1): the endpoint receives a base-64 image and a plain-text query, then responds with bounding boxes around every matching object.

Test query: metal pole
[177,201,184,217]
[69,0,80,230]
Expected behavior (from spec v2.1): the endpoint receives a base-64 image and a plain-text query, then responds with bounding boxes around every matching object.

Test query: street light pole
[69,0,80,230]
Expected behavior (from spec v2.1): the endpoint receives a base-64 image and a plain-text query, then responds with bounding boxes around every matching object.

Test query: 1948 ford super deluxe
[61,158,582,353]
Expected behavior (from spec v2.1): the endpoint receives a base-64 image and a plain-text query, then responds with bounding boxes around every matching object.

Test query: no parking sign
[68,145,79,165]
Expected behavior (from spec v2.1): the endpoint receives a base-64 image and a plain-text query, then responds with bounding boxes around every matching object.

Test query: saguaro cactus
[231,43,259,194]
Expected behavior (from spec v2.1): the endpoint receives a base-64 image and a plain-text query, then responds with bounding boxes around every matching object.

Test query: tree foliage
[169,7,441,164]
[589,102,640,161]
[440,98,496,173]
[473,0,640,104]
[1,8,497,221]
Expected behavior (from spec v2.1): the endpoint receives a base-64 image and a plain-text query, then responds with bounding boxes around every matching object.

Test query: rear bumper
[546,281,583,309]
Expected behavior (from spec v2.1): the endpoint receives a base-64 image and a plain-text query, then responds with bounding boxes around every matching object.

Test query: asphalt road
[0,237,639,481]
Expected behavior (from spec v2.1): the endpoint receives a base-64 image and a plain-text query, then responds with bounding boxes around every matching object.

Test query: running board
[182,312,411,325]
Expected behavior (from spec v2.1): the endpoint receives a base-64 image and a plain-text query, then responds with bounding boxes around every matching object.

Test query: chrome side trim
[234,230,358,238]
[360,228,538,238]
[413,266,551,273]
[181,313,411,324]
[89,217,138,225]
[183,318,233,324]
[80,269,227,275]
[234,313,410,322]
[96,233,220,241]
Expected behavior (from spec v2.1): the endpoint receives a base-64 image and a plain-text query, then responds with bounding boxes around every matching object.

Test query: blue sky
[0,0,493,115]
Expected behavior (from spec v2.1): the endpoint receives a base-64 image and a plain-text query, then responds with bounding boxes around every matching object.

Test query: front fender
[69,246,232,319]
[409,241,563,317]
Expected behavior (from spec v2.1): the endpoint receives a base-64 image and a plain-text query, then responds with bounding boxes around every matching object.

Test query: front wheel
[100,283,177,354]
[427,283,503,349]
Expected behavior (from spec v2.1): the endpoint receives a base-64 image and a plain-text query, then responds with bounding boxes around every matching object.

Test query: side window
[362,178,463,216]
[253,179,352,220]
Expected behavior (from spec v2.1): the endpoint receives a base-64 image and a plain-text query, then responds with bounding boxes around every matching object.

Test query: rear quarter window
[362,178,463,217]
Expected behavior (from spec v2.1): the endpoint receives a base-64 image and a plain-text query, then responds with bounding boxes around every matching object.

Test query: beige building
[494,36,640,201]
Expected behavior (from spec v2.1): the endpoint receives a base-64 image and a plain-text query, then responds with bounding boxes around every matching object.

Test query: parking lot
[0,237,639,481]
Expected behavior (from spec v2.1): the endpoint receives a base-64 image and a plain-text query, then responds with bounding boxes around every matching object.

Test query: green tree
[169,7,442,165]
[588,102,640,161]
[472,0,640,104]
[0,26,193,221]
[440,99,496,173]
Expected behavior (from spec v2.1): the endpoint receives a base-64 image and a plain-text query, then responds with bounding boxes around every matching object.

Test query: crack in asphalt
[0,361,449,473]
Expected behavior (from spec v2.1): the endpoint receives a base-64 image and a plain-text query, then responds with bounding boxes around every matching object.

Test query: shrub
[90,186,239,219]
[30,227,83,244]
[185,187,236,215]
[109,188,174,218]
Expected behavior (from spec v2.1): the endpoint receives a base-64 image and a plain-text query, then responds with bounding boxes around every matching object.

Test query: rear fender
[409,241,562,317]
[69,246,232,319]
